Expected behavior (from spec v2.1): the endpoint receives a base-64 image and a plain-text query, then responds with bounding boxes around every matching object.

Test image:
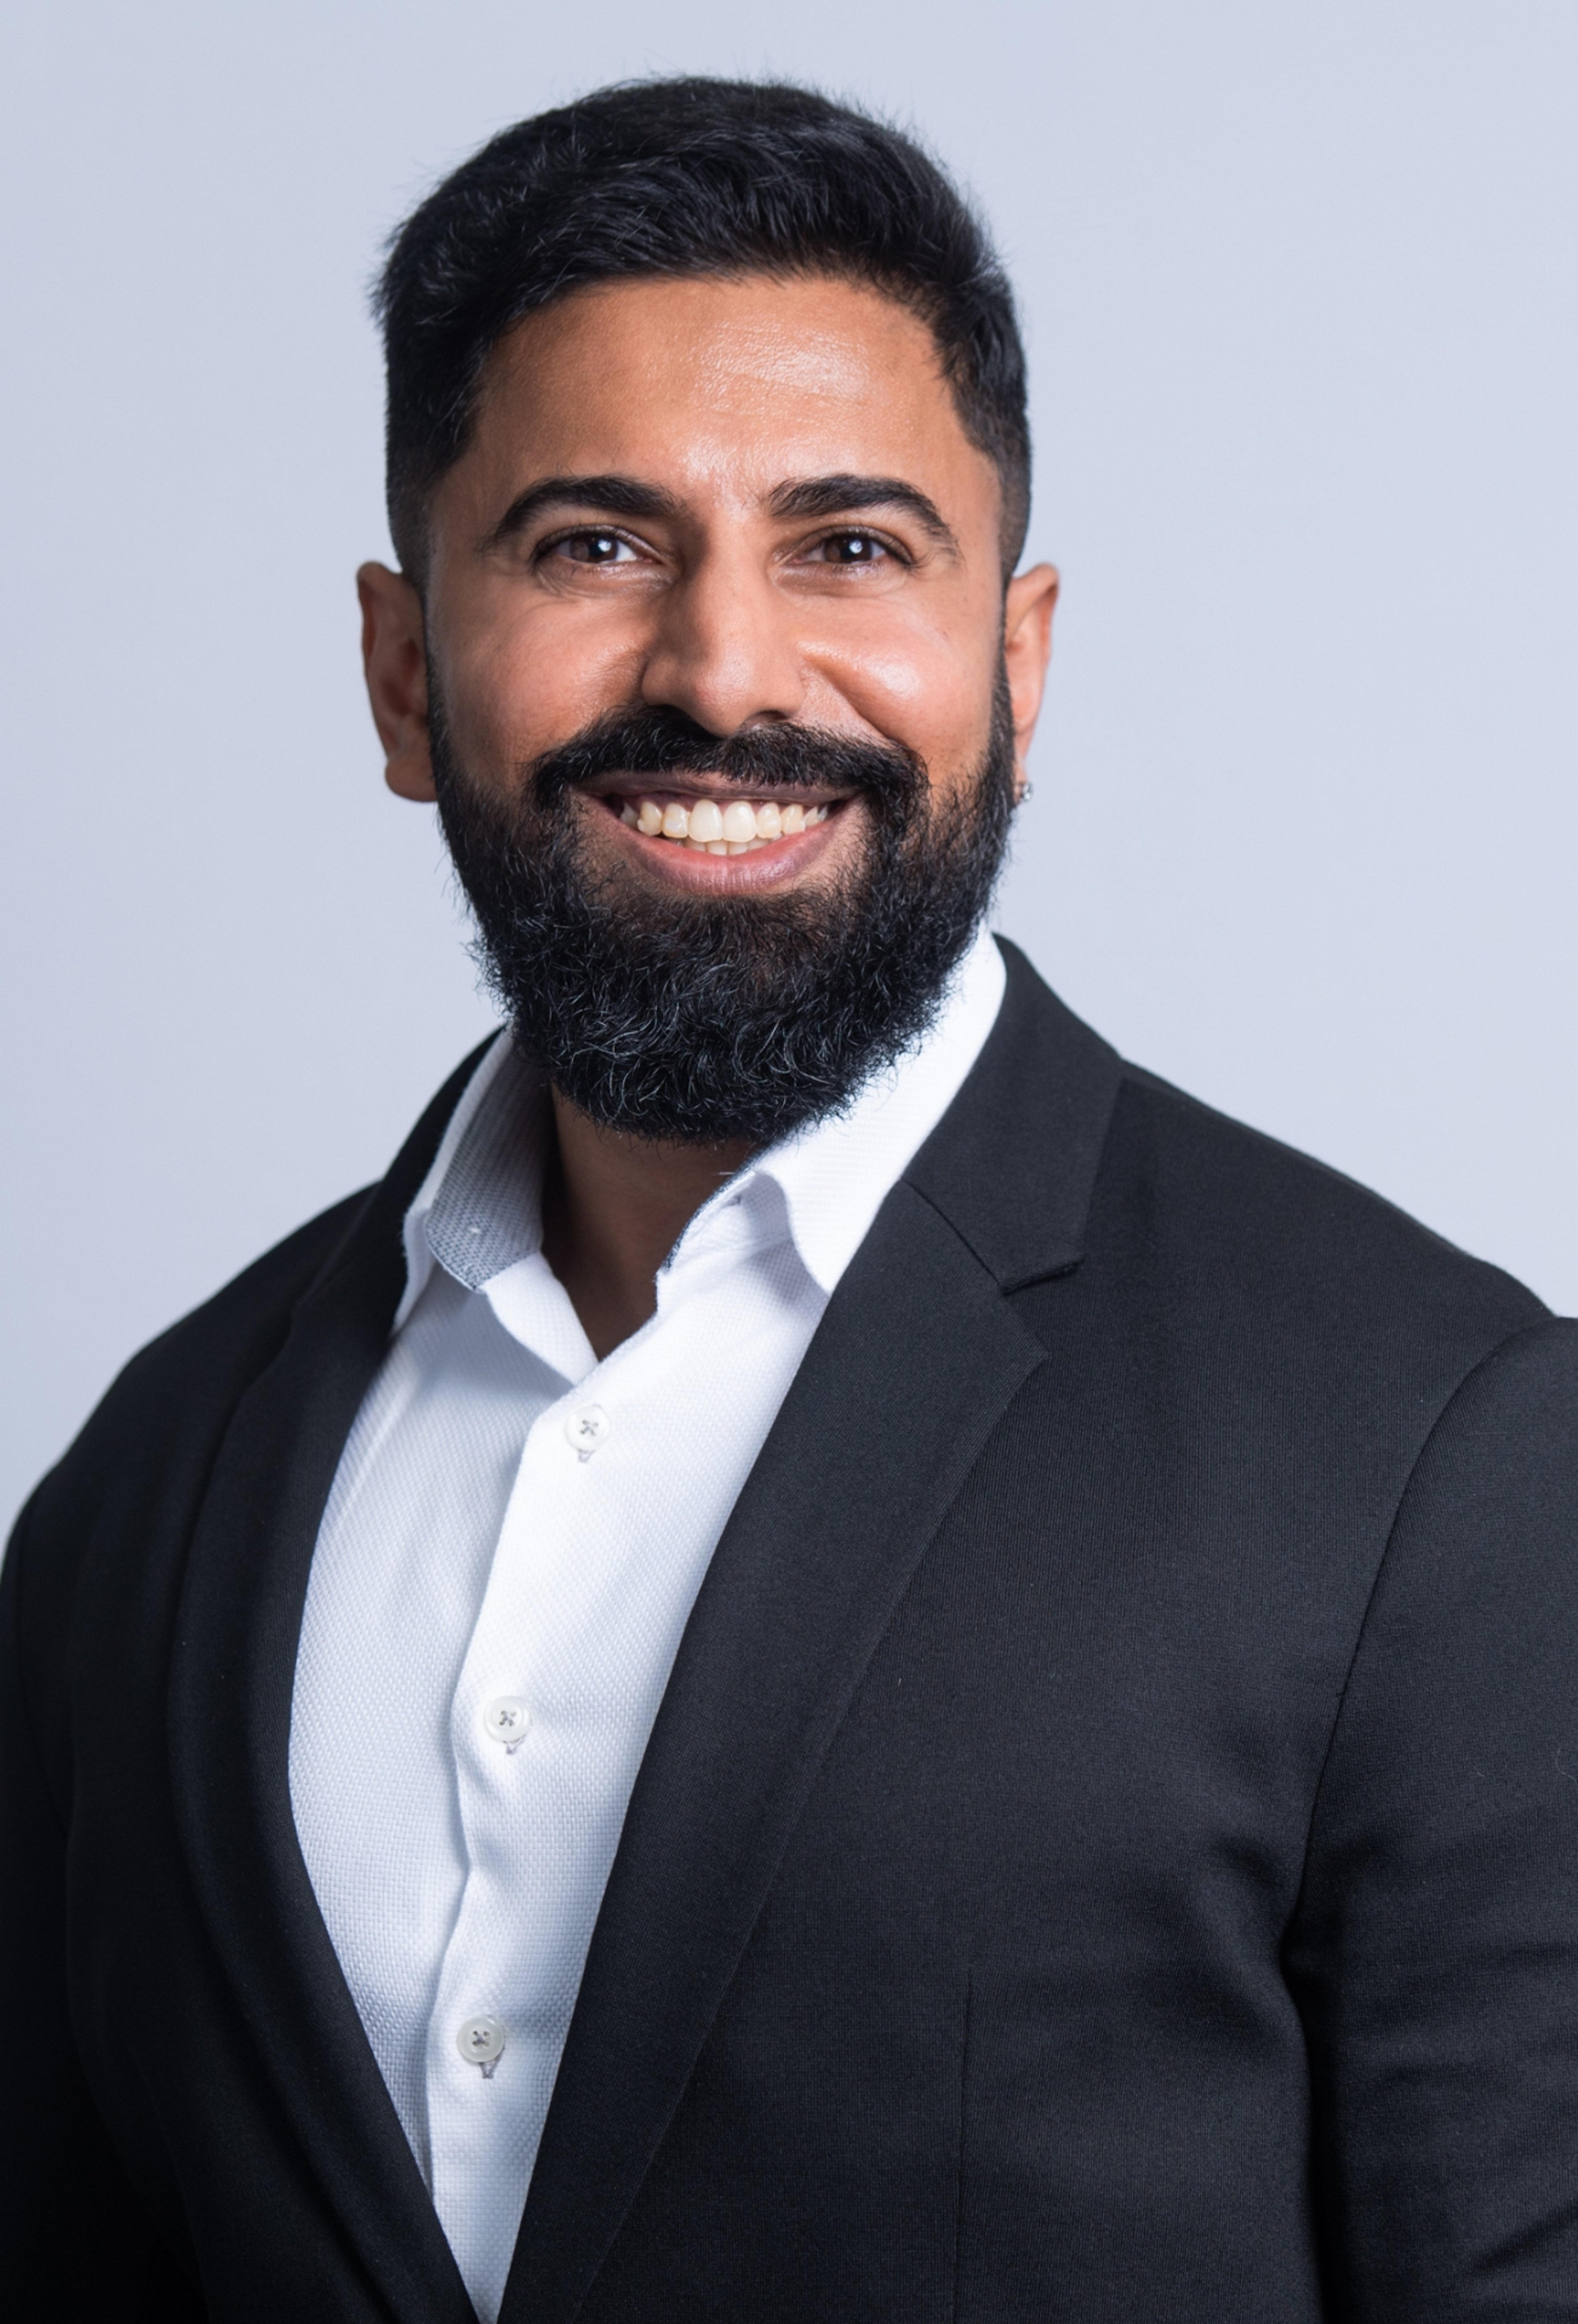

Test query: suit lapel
[168,1055,487,2324]
[505,945,1123,2324]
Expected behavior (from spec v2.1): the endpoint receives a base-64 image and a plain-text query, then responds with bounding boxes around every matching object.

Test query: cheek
[819,609,998,793]
[435,594,642,781]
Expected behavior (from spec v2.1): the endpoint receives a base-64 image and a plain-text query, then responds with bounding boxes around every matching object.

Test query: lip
[578,785,854,892]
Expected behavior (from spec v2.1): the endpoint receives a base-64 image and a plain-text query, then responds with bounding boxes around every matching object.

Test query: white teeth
[627,795,831,847]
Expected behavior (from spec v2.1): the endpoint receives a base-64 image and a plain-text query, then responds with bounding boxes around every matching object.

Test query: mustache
[526,706,927,809]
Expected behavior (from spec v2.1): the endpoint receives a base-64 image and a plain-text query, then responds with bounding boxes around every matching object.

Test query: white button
[482,1696,531,1750]
[565,1404,612,1459]
[457,2015,507,2076]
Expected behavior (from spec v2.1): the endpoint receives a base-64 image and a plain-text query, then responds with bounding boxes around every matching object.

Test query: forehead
[463,272,997,514]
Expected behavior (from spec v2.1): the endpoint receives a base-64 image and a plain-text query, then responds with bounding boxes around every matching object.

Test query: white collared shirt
[288,927,1006,2322]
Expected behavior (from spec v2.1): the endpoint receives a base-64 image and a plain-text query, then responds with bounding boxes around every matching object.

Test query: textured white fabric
[288,926,1006,2323]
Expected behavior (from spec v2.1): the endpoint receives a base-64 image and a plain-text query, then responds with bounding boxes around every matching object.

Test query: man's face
[360,272,1058,1142]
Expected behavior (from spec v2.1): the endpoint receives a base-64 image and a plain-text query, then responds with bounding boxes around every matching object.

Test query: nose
[638,547,807,735]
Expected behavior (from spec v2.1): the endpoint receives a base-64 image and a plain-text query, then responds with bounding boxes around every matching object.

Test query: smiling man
[7,77,1578,2324]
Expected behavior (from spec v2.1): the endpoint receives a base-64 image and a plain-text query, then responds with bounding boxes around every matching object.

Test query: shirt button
[482,1696,531,1750]
[565,1404,612,1459]
[456,2015,507,2078]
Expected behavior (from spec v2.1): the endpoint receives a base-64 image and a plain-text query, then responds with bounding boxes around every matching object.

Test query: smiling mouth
[608,791,836,856]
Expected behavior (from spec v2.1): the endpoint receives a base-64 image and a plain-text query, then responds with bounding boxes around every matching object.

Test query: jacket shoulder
[13,1187,375,1550]
[1106,1057,1548,1343]
[14,1035,494,1548]
[967,946,1545,1354]
[3,1188,384,1815]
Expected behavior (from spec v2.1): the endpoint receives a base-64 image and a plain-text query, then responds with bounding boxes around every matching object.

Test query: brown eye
[554,531,637,565]
[804,530,910,568]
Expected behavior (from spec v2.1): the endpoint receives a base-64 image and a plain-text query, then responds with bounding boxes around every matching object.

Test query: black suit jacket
[6,944,1578,2323]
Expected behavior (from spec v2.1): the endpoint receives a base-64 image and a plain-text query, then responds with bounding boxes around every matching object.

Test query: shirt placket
[424,1374,602,2243]
[420,1199,792,2280]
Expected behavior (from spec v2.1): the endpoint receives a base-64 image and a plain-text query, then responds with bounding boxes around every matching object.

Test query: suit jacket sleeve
[0,1490,204,2320]
[1290,1316,1578,2319]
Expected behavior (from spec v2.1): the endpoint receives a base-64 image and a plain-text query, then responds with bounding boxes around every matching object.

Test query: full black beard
[431,683,1015,1146]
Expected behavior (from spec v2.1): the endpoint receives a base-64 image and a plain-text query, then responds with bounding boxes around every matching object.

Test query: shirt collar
[393,1032,542,1332]
[700,923,1006,1296]
[394,922,1006,1330]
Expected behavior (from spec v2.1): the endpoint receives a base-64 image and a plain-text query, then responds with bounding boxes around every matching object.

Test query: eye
[545,529,642,566]
[809,531,897,566]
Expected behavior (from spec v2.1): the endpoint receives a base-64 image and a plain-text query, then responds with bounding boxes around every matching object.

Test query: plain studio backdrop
[2,1,1575,1525]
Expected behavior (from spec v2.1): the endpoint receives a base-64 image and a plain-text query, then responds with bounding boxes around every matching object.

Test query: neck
[540,1091,754,1361]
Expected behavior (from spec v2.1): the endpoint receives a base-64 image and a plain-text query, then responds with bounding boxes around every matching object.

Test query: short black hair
[376,77,1031,582]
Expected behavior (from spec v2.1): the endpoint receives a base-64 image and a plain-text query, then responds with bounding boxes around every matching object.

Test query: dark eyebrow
[485,473,685,546]
[767,473,958,552]
[483,469,959,554]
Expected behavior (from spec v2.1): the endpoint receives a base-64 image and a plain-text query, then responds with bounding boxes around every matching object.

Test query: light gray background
[4,0,1575,1525]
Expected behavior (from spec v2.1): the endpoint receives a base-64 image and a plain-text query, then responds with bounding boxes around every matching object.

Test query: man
[4,74,1577,2324]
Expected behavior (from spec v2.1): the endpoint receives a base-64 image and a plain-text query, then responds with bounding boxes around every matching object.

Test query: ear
[1001,562,1059,804]
[358,561,435,802]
